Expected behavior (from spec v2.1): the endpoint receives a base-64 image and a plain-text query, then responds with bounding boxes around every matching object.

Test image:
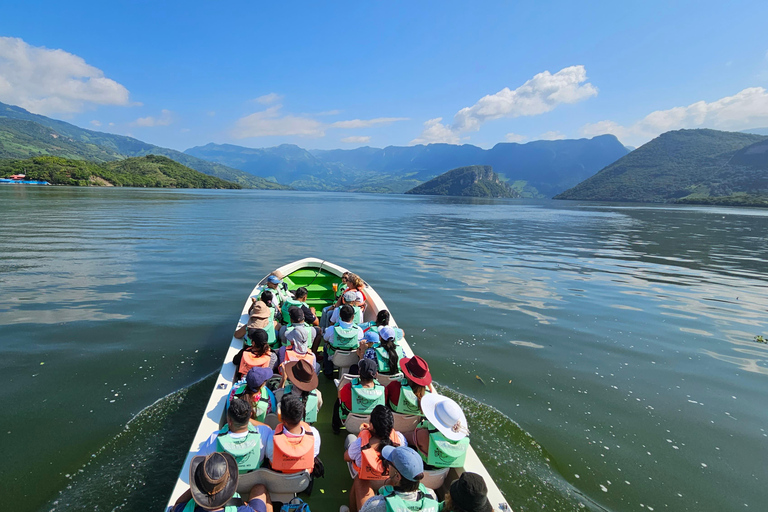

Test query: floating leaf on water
[475,375,486,385]
[40,362,45,365]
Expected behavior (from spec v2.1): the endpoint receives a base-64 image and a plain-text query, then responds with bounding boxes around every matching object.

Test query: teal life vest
[284,323,314,347]
[281,298,306,323]
[231,384,275,423]
[216,424,263,473]
[351,379,385,414]
[378,484,440,512]
[352,306,363,325]
[183,500,238,512]
[418,420,469,468]
[331,325,360,351]
[245,309,278,349]
[283,383,320,424]
[373,343,407,374]
[391,380,426,416]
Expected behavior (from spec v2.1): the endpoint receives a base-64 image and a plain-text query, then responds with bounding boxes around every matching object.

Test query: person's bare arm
[174,488,192,506]
[234,324,247,339]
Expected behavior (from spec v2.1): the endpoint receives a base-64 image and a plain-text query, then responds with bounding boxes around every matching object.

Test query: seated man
[322,304,364,377]
[266,394,321,474]
[172,452,274,512]
[441,472,494,512]
[356,446,439,512]
[330,290,364,325]
[320,271,351,329]
[195,398,273,473]
[333,359,385,433]
[278,306,320,349]
[278,327,320,375]
[265,272,289,311]
[281,287,314,324]
[280,359,323,424]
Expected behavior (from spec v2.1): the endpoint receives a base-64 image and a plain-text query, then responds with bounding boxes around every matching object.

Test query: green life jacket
[352,306,363,325]
[378,484,440,512]
[391,380,426,416]
[284,323,314,347]
[245,309,278,350]
[183,500,238,512]
[216,424,263,473]
[232,384,274,423]
[281,298,306,323]
[331,325,360,351]
[335,283,348,301]
[351,379,385,414]
[373,344,407,374]
[418,420,469,468]
[283,383,319,424]
[361,323,404,341]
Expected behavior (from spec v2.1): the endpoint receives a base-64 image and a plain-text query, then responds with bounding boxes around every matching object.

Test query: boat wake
[436,384,608,512]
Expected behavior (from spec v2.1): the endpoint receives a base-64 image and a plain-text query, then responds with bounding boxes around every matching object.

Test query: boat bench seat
[331,351,360,376]
[392,412,421,433]
[236,468,311,504]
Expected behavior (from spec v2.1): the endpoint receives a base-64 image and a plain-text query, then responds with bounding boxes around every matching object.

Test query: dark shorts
[244,497,268,512]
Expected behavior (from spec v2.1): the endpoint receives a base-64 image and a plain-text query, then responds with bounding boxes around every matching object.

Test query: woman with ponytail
[373,326,407,375]
[344,405,407,512]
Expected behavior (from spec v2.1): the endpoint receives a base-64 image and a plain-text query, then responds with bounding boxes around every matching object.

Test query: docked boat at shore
[166,258,511,511]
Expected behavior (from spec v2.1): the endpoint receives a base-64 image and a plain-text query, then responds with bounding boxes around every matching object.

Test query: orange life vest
[352,428,401,480]
[271,422,315,474]
[239,351,272,376]
[285,349,316,366]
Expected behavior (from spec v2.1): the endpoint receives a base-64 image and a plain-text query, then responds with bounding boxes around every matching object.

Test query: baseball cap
[246,367,274,391]
[379,326,396,341]
[358,358,378,379]
[381,446,424,481]
[364,330,380,344]
[267,275,282,285]
[343,290,358,303]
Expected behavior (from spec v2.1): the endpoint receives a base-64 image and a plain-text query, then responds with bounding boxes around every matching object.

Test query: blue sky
[1,0,767,151]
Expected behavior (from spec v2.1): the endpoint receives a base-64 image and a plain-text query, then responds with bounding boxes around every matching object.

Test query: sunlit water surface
[1,187,767,512]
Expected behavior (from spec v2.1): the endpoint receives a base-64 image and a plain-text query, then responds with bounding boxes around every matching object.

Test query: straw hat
[421,394,469,442]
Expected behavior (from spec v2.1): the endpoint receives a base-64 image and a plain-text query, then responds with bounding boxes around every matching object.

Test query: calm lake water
[1,186,767,512]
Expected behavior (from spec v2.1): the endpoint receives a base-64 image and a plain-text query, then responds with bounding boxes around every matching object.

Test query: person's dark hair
[370,405,396,452]
[289,306,305,324]
[383,459,424,492]
[281,393,305,426]
[248,329,270,357]
[376,310,390,327]
[340,304,354,322]
[295,287,308,300]
[405,376,427,402]
[228,398,252,428]
[379,333,399,374]
[260,290,274,307]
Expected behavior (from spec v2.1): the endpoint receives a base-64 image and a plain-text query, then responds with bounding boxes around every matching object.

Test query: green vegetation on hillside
[405,165,519,198]
[555,129,768,206]
[0,102,286,189]
[0,155,241,189]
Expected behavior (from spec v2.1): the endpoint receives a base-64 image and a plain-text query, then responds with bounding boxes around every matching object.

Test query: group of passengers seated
[173,270,494,512]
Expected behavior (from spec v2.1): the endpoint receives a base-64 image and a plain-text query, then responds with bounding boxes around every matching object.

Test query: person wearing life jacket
[232,367,277,425]
[194,398,273,475]
[265,272,289,310]
[413,395,470,469]
[440,472,494,512]
[280,359,323,424]
[344,405,408,512]
[234,301,279,352]
[266,393,321,474]
[359,310,404,341]
[278,325,319,375]
[278,306,320,352]
[233,329,277,380]
[171,452,274,512]
[320,271,352,330]
[371,326,408,375]
[354,446,439,512]
[333,359,385,434]
[330,290,364,325]
[323,304,365,378]
[386,356,433,417]
[281,286,315,324]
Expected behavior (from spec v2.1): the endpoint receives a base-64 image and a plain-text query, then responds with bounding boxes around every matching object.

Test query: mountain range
[186,136,630,196]
[555,129,768,206]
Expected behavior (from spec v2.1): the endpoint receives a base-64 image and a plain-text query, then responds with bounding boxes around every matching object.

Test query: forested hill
[186,135,629,196]
[555,129,768,206]
[405,165,518,198]
[0,102,285,189]
[0,155,241,189]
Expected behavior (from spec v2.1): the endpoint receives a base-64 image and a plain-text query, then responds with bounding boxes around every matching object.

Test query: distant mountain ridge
[0,102,285,189]
[405,165,518,198]
[186,135,629,196]
[555,129,768,206]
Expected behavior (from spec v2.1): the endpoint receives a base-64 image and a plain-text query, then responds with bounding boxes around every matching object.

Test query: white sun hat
[421,393,469,442]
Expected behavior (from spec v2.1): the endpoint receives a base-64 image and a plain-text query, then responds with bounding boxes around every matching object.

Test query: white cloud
[90,120,101,127]
[0,37,131,115]
[539,130,566,140]
[340,136,371,144]
[504,132,527,143]
[581,87,768,146]
[232,105,407,139]
[132,109,174,127]
[254,93,283,105]
[330,117,408,129]
[411,65,597,144]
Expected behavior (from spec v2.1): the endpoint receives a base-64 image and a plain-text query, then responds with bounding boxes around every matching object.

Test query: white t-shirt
[347,431,408,467]
[265,424,322,459]
[196,425,274,468]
